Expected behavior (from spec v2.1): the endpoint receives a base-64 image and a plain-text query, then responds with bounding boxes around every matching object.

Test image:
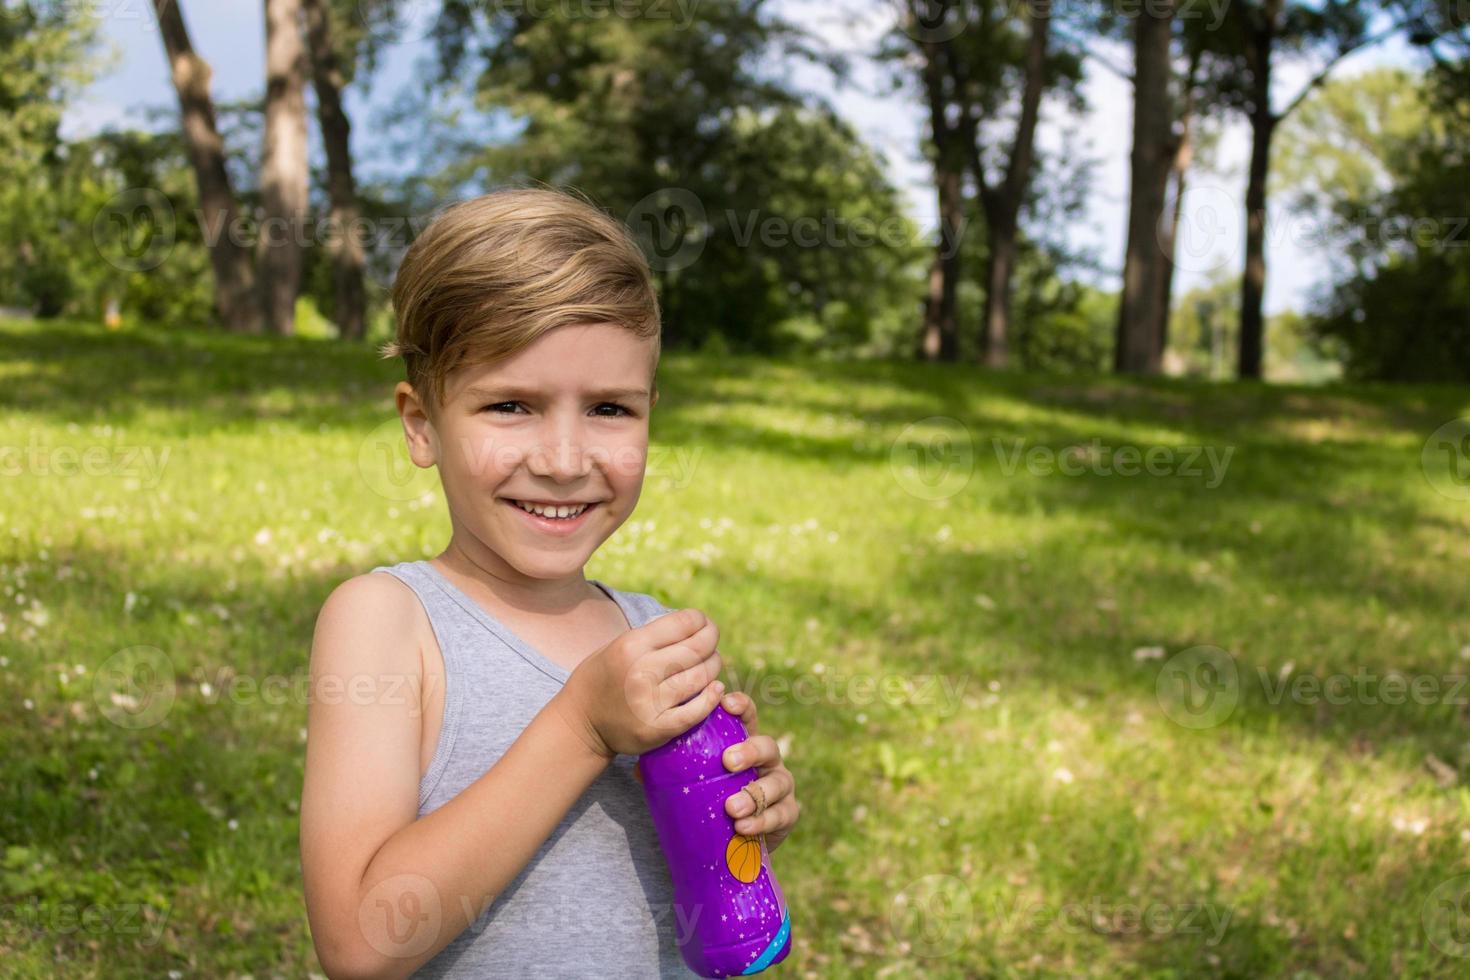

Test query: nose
[525,410,594,482]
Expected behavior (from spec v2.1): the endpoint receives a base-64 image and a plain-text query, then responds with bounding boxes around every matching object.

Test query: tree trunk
[976,2,1049,369]
[1155,56,1197,369]
[916,12,963,363]
[303,0,366,341]
[1237,6,1278,380]
[259,0,309,336]
[150,0,261,334]
[1156,160,1186,367]
[981,217,1017,368]
[922,164,963,361]
[1116,0,1175,375]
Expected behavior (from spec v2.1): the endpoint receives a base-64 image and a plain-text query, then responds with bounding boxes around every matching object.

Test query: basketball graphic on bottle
[725,833,763,883]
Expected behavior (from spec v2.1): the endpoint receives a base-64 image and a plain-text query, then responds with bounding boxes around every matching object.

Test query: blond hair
[380,185,661,414]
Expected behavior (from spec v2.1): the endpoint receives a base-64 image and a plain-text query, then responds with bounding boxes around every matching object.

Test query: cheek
[601,435,648,493]
[444,429,521,486]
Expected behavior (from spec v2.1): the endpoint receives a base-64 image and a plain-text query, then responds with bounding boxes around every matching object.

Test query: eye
[593,403,634,418]
[481,401,525,415]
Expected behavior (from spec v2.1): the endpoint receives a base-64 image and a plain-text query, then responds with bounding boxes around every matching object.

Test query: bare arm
[299,575,724,980]
[299,573,610,979]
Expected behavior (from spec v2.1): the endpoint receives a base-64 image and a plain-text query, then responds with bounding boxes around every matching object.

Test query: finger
[646,620,720,682]
[663,678,725,734]
[733,793,800,838]
[661,648,723,708]
[722,734,778,774]
[634,607,710,655]
[725,767,793,820]
[720,690,759,735]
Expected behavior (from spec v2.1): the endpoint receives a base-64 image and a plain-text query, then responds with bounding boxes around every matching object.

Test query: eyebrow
[462,384,651,402]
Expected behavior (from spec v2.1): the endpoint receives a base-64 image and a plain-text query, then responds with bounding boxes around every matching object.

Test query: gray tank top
[369,559,698,979]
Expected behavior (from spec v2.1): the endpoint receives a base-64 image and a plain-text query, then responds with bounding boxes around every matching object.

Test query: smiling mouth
[504,499,600,521]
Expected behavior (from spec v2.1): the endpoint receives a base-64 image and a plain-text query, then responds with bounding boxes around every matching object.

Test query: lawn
[3,316,1470,977]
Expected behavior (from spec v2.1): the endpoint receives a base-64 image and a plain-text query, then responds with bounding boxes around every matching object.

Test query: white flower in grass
[1052,767,1075,785]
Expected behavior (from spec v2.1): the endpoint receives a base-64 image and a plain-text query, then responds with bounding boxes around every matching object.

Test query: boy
[299,187,800,979]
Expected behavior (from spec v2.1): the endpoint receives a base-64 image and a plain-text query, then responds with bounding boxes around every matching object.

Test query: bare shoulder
[311,570,429,675]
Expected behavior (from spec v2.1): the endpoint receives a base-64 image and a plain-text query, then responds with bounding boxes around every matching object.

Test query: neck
[434,531,593,616]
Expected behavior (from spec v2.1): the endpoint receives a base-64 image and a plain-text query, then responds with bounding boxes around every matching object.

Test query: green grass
[3,316,1470,977]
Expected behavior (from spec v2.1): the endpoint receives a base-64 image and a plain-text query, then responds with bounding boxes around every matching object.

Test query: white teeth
[514,500,589,519]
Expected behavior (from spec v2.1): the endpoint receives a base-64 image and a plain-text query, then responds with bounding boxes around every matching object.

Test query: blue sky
[64,0,1423,315]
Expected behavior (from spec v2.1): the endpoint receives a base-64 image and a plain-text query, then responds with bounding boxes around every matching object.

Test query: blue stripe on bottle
[740,908,791,975]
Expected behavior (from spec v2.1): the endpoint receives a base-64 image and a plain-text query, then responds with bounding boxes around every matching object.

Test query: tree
[259,0,309,336]
[1115,0,1176,374]
[418,0,921,354]
[901,1,968,362]
[1214,0,1382,378]
[1278,66,1470,380]
[0,1,99,314]
[889,0,1078,365]
[970,0,1053,369]
[303,0,366,340]
[151,0,263,333]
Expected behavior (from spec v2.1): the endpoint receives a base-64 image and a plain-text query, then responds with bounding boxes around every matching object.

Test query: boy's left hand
[719,690,800,853]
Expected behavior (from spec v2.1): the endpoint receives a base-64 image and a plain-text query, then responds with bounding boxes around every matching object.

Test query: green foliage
[1278,67,1470,380]
[424,0,922,354]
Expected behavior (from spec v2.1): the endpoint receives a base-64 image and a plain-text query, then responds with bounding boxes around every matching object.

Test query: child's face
[409,323,657,583]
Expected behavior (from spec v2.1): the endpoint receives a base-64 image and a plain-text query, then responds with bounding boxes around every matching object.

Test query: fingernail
[725,749,742,768]
[714,681,725,694]
[731,796,752,817]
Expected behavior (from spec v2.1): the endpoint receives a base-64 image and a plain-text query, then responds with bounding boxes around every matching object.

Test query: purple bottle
[638,704,792,977]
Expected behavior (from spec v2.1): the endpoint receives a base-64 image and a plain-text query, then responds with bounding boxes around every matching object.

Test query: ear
[395,381,439,467]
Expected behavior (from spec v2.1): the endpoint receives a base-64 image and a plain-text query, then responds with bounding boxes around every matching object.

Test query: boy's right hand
[553,607,725,761]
